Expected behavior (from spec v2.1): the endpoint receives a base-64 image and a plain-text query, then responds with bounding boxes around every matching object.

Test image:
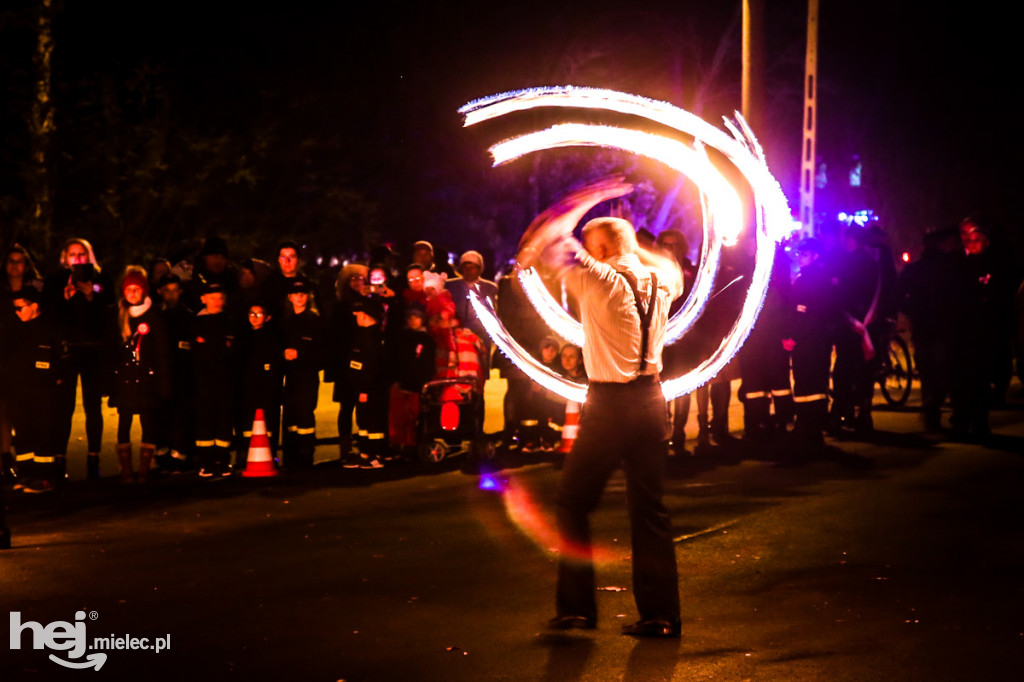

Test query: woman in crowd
[44,238,115,480]
[108,267,170,483]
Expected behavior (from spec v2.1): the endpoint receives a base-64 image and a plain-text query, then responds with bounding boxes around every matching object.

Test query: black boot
[0,451,16,482]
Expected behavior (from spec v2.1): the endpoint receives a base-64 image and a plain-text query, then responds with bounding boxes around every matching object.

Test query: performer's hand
[516,175,633,268]
[782,338,795,352]
[284,348,298,361]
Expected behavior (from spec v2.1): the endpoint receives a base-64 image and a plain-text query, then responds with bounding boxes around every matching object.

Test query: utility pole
[741,0,765,134]
[800,0,819,235]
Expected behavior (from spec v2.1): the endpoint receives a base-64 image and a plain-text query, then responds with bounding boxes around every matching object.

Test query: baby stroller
[418,378,493,463]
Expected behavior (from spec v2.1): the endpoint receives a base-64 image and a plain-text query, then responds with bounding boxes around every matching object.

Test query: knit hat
[539,336,561,352]
[459,250,484,269]
[122,268,150,297]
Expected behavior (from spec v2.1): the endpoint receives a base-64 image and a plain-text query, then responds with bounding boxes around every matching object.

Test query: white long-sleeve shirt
[562,251,681,384]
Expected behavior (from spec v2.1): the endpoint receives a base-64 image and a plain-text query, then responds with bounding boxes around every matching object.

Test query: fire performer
[518,177,684,637]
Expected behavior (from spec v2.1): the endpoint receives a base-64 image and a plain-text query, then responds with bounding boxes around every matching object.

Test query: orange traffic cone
[242,409,279,478]
[559,401,581,453]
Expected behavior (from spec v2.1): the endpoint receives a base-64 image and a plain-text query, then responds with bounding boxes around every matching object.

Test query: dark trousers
[12,390,58,480]
[832,329,871,422]
[355,388,389,457]
[915,337,950,428]
[555,376,679,622]
[55,345,105,453]
[336,385,358,458]
[195,380,234,470]
[282,370,318,468]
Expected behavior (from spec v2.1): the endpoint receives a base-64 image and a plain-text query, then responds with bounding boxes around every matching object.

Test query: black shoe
[22,479,55,494]
[621,619,681,638]
[546,615,596,631]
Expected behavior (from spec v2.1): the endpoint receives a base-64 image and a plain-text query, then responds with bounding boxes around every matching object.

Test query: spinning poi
[459,86,795,402]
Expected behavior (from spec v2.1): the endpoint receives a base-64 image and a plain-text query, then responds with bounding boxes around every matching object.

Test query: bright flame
[462,86,795,402]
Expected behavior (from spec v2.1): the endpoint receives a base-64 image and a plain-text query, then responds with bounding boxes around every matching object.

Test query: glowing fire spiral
[459,86,795,402]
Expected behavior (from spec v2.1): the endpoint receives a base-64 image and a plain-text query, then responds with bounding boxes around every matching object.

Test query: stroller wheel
[419,438,448,463]
[471,436,496,462]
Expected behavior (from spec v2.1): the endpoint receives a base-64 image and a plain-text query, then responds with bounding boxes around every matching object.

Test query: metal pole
[741,0,766,134]
[800,0,820,236]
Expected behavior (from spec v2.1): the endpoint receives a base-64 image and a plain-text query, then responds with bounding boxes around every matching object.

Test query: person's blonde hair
[60,238,102,271]
[581,217,683,293]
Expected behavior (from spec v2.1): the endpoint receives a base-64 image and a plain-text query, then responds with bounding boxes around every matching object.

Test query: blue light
[478,474,503,492]
[837,210,879,228]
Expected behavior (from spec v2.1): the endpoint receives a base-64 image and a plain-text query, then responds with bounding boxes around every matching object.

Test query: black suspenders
[616,270,658,373]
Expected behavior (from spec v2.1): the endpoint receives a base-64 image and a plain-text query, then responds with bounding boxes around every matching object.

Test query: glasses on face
[249,311,265,317]
[7,258,26,266]
[13,303,30,312]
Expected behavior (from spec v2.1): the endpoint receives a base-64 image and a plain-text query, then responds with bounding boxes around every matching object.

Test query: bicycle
[877,330,914,406]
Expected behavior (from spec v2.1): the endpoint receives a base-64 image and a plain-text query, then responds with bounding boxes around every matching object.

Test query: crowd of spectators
[0,235,589,492]
[1,214,1021,492]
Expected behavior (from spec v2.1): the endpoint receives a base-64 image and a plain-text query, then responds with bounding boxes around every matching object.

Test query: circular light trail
[461,86,795,402]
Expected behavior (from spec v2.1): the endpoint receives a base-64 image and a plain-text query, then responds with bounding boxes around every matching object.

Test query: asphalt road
[3,380,1024,681]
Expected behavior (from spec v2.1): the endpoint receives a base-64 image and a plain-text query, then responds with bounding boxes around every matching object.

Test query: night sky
[2,1,1020,264]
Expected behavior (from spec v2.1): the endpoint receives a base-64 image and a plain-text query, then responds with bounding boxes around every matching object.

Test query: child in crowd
[387,306,436,457]
[344,298,389,469]
[5,287,67,493]
[109,267,171,483]
[558,344,587,384]
[155,273,195,474]
[518,336,565,451]
[236,302,283,470]
[192,280,236,477]
[280,277,324,470]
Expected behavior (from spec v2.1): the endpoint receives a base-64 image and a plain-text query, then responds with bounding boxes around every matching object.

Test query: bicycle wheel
[880,336,913,406]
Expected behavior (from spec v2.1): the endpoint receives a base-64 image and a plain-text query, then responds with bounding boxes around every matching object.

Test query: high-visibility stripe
[195,440,215,447]
[772,389,793,397]
[793,393,828,403]
[744,391,768,399]
[295,427,315,436]
[214,439,232,448]
[33,455,56,463]
[548,422,564,433]
[367,432,385,440]
[15,453,34,462]
[357,429,368,437]
[520,419,539,427]
[243,430,253,438]
[287,426,298,433]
